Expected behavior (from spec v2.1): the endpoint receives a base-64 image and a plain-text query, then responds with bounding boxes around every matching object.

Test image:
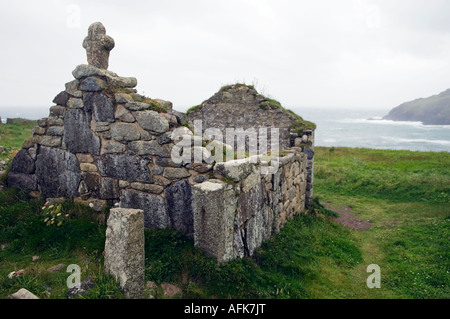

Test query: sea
[1,106,449,153]
[295,107,450,153]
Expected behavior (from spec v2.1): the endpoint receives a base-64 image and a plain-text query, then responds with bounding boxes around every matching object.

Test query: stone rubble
[7,288,39,299]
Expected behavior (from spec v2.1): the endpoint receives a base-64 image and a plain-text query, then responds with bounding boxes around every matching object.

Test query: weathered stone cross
[82,22,115,70]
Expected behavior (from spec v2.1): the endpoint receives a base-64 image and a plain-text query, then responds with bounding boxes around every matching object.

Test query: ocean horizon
[298,107,450,153]
[1,106,449,153]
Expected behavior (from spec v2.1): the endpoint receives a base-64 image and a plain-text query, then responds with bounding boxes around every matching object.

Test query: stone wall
[186,83,315,205]
[7,64,203,237]
[193,151,308,263]
[7,68,315,262]
[187,84,300,149]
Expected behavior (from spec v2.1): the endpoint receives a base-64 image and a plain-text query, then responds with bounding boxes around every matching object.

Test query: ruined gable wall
[7,64,203,238]
[186,85,299,149]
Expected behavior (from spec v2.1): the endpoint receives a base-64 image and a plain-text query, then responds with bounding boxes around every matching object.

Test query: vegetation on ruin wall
[185,104,202,116]
[105,87,168,113]
[0,121,448,299]
[186,83,317,131]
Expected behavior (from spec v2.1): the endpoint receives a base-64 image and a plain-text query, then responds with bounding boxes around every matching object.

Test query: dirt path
[322,201,373,231]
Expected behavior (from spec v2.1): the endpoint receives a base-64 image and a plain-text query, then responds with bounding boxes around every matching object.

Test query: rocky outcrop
[383,89,450,125]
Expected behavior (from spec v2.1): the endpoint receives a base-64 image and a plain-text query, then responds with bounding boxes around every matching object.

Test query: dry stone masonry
[194,151,309,264]
[8,22,316,264]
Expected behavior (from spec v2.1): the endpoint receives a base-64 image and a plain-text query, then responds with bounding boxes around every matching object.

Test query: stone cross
[82,22,115,70]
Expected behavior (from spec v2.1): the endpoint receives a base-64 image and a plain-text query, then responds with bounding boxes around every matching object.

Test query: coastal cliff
[383,89,450,125]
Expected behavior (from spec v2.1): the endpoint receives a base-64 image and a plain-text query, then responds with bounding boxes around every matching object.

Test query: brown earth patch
[322,201,373,231]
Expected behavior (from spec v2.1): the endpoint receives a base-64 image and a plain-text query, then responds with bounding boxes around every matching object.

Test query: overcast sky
[1,0,450,116]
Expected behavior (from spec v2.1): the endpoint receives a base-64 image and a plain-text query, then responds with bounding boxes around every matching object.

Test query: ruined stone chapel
[8,22,315,263]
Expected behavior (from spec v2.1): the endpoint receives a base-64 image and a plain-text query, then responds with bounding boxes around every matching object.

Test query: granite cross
[82,22,115,70]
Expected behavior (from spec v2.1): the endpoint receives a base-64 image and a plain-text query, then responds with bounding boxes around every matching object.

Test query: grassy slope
[0,121,448,299]
[0,119,36,159]
[314,147,449,298]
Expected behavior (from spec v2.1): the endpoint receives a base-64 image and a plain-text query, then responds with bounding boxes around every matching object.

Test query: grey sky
[1,0,450,115]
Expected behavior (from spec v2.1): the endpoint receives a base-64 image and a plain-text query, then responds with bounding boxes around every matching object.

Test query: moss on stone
[282,109,316,132]
[289,120,317,133]
[188,82,316,133]
[219,83,255,92]
[265,97,282,109]
[130,94,167,113]
[186,104,203,116]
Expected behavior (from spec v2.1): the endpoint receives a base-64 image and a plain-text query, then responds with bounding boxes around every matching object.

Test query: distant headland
[383,89,450,125]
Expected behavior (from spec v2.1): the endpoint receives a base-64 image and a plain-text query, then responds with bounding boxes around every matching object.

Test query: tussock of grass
[185,104,203,116]
[219,83,255,92]
[130,94,167,113]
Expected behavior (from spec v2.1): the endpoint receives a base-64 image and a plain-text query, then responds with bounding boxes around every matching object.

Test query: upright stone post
[193,180,236,264]
[104,208,144,299]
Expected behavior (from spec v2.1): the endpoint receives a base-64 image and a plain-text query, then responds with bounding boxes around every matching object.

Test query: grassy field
[0,119,36,160]
[314,147,449,298]
[0,121,448,299]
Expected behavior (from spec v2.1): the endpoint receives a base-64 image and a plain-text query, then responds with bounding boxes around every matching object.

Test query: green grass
[144,204,363,298]
[313,147,450,298]
[0,119,36,159]
[0,188,123,299]
[0,120,448,299]
[185,104,203,116]
[315,147,450,203]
